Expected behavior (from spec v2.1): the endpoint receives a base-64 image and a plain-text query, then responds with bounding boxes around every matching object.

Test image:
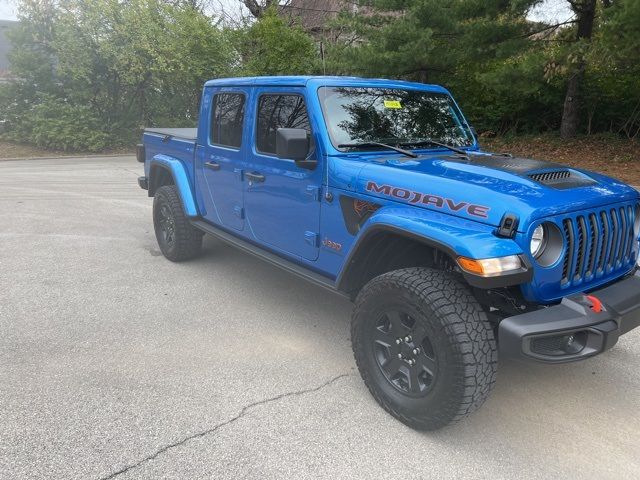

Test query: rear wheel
[153,185,203,262]
[351,267,497,430]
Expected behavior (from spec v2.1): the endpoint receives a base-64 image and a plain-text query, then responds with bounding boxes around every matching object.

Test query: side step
[190,219,345,297]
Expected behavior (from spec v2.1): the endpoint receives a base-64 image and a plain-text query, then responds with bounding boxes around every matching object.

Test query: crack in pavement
[98,373,351,480]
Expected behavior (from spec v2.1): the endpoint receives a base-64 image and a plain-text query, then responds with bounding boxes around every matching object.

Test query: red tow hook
[585,295,603,313]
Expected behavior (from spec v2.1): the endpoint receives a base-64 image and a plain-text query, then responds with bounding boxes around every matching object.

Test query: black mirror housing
[276,128,313,167]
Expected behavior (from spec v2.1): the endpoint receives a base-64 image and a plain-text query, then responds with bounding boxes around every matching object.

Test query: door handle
[205,161,221,171]
[245,172,265,183]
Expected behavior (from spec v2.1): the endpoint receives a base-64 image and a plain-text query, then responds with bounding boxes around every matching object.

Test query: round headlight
[530,224,545,258]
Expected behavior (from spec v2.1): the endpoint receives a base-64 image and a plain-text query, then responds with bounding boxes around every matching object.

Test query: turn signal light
[457,255,522,277]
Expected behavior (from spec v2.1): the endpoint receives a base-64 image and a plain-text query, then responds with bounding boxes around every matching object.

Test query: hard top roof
[203,76,449,93]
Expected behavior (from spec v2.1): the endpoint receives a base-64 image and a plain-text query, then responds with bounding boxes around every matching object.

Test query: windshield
[318,87,474,151]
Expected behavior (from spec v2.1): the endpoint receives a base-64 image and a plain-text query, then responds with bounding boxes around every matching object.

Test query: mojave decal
[366,181,490,218]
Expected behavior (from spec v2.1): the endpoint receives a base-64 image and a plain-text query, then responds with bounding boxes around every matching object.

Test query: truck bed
[144,128,197,141]
[143,128,198,187]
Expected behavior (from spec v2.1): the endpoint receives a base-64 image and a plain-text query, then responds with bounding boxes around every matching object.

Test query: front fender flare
[337,206,531,291]
[148,154,198,217]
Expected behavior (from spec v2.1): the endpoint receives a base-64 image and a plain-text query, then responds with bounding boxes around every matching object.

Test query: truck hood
[340,151,639,230]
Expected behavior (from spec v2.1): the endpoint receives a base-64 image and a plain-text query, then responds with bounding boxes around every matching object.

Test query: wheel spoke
[410,323,428,344]
[381,357,403,377]
[373,326,395,347]
[415,354,437,376]
[407,366,421,393]
[385,311,406,337]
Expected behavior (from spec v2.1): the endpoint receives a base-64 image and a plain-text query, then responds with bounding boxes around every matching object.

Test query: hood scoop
[527,169,596,189]
[528,170,571,182]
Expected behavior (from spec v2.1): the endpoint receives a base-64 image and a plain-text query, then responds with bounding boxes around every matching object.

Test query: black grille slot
[529,170,571,183]
[608,209,619,268]
[586,213,598,276]
[561,219,573,284]
[531,336,567,354]
[625,206,634,259]
[573,216,586,280]
[598,211,609,272]
[618,207,628,265]
[559,203,636,287]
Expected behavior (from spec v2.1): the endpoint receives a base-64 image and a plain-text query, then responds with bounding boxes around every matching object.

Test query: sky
[0,0,574,23]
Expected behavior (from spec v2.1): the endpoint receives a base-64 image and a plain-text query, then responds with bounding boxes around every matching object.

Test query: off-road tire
[153,185,203,262]
[351,267,497,430]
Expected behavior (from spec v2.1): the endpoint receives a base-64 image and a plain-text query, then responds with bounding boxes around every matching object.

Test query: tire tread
[351,267,498,430]
[153,185,203,262]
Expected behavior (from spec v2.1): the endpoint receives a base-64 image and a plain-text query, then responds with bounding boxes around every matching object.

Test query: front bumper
[499,271,640,363]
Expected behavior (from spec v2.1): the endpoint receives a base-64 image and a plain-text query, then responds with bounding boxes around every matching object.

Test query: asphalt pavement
[1,156,639,479]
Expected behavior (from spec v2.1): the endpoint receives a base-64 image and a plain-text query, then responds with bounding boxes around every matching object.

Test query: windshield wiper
[337,141,418,158]
[396,138,467,156]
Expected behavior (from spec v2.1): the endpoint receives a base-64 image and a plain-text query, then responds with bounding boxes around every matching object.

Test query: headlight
[530,224,545,258]
[531,222,563,267]
[457,255,523,277]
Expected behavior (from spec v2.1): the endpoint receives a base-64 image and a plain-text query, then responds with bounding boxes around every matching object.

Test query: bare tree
[560,0,612,138]
[240,0,279,18]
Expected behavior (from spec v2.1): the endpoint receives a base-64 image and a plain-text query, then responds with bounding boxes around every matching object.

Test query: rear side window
[211,93,245,148]
[256,94,310,155]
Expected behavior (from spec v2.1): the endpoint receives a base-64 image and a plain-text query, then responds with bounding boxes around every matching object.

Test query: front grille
[561,204,638,286]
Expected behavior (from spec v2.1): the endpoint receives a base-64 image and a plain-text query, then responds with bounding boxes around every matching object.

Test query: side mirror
[276,128,316,170]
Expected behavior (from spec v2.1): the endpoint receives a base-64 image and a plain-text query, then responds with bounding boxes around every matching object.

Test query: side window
[211,93,245,148]
[256,94,310,155]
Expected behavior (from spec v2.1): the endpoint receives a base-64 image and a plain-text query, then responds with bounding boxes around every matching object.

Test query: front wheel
[351,267,497,430]
[153,185,203,262]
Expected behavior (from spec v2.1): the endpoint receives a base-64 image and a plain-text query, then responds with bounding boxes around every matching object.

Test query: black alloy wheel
[372,309,438,397]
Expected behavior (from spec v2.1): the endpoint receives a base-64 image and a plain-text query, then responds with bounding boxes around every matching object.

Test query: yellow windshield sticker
[383,99,402,109]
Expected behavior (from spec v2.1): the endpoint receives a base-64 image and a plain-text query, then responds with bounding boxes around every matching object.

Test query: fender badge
[322,238,342,252]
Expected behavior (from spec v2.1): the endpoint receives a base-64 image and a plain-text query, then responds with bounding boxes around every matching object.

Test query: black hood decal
[447,154,563,173]
[445,154,597,189]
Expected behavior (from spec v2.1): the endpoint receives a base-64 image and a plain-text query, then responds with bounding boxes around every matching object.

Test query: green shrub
[5,97,110,152]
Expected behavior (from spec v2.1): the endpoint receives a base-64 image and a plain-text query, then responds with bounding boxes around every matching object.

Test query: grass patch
[0,140,132,159]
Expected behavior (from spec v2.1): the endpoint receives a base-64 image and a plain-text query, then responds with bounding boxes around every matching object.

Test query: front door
[196,89,247,231]
[243,89,322,261]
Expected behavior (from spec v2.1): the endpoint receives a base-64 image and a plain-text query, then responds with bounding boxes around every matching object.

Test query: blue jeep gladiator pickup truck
[137,76,640,430]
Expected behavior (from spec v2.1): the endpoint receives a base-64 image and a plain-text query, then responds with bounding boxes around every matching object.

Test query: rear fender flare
[148,154,198,217]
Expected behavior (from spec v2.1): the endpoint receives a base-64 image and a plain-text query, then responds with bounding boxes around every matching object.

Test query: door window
[211,93,245,148]
[256,94,310,155]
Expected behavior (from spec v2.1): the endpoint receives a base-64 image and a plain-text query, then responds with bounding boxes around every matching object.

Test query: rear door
[243,88,322,261]
[195,88,247,231]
